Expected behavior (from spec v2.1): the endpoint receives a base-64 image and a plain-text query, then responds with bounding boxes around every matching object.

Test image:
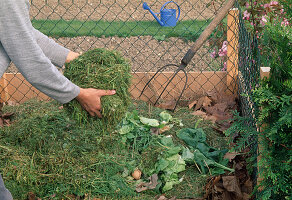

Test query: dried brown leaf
[192,110,207,117]
[27,192,37,200]
[160,125,172,133]
[188,100,197,109]
[157,101,176,110]
[241,179,253,195]
[157,196,168,200]
[136,174,159,193]
[151,127,160,135]
[224,152,238,162]
[194,96,211,111]
[222,176,242,198]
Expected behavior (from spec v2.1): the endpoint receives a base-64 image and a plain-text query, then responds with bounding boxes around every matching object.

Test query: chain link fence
[1,0,243,105]
[0,0,260,134]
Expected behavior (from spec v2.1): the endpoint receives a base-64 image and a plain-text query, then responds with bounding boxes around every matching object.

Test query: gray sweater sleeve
[0,0,80,104]
[32,28,69,68]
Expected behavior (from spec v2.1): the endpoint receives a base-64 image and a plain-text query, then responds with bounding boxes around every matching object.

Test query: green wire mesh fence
[237,7,260,187]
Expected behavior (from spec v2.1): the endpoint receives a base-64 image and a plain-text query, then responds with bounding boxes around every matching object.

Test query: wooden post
[0,73,9,103]
[227,8,239,96]
[257,67,270,189]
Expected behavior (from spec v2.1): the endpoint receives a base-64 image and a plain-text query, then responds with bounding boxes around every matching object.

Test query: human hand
[66,51,80,63]
[75,88,116,118]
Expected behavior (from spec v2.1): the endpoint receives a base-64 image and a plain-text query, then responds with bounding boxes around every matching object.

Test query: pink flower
[218,41,228,57]
[269,1,279,6]
[243,10,251,20]
[260,15,268,26]
[254,2,257,5]
[280,9,284,14]
[264,3,270,8]
[245,2,249,8]
[281,18,289,26]
[210,50,217,58]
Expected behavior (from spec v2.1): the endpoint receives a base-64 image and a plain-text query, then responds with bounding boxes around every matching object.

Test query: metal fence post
[257,67,270,190]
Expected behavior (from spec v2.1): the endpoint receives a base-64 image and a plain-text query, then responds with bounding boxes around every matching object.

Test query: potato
[132,169,142,180]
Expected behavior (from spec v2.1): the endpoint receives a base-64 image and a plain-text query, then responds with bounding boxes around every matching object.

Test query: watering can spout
[143,2,165,26]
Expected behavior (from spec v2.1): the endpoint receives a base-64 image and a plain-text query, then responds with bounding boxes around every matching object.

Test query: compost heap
[64,48,132,131]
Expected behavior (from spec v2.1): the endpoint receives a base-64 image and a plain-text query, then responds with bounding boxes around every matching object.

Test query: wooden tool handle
[181,0,236,65]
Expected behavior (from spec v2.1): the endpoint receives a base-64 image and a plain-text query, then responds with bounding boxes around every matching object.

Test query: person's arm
[32,28,81,67]
[32,28,70,68]
[0,42,11,78]
[0,0,80,104]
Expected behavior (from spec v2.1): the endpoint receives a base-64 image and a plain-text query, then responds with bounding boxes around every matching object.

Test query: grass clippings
[64,48,132,132]
[0,99,229,199]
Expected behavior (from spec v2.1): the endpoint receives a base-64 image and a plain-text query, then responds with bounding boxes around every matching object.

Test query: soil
[7,36,215,73]
[29,0,225,21]
[7,0,225,73]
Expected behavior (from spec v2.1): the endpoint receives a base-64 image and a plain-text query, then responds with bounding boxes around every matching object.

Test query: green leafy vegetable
[139,116,160,127]
[177,128,233,175]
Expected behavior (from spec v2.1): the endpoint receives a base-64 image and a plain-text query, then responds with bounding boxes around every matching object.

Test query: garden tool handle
[181,0,236,66]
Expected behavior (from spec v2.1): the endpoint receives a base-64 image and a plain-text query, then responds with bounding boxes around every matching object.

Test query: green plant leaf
[119,125,133,135]
[139,116,160,127]
[159,111,173,123]
[161,136,175,147]
[181,147,194,162]
[177,128,206,148]
[156,158,169,172]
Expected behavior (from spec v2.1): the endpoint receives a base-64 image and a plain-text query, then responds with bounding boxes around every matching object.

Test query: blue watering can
[143,1,180,27]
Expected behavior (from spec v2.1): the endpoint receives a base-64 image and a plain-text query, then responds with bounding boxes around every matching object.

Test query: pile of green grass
[64,48,132,131]
[0,99,228,199]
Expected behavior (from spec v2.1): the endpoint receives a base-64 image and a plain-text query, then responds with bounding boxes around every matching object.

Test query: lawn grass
[32,19,210,41]
[0,99,228,199]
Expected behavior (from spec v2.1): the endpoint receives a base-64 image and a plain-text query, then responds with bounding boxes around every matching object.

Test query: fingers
[96,110,102,118]
[75,88,116,118]
[97,89,116,97]
[86,107,102,118]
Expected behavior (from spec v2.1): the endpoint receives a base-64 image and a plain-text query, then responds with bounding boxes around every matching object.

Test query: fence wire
[237,5,260,188]
[1,0,241,105]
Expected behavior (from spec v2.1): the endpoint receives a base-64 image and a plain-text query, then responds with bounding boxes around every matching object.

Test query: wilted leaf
[194,96,212,111]
[159,125,173,133]
[27,192,37,200]
[157,195,168,200]
[188,100,197,109]
[224,152,238,162]
[222,176,242,198]
[157,101,176,110]
[136,174,159,192]
[192,110,207,118]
